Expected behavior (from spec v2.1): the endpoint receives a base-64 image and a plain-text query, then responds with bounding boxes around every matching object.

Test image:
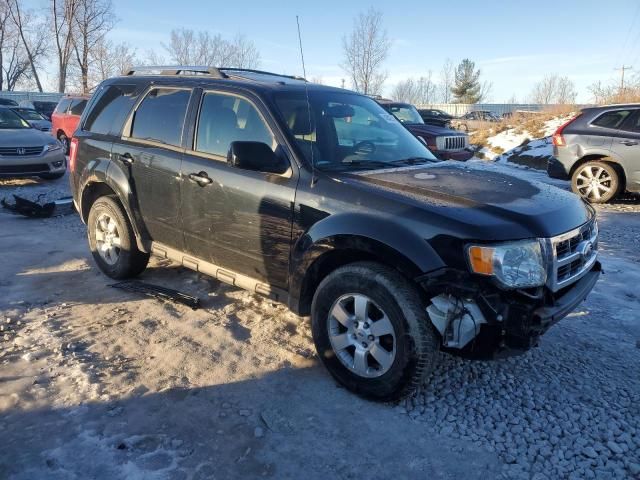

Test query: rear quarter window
[591,110,632,129]
[69,98,88,116]
[84,84,138,135]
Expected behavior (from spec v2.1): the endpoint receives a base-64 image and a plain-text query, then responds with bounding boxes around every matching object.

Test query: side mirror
[227,141,288,175]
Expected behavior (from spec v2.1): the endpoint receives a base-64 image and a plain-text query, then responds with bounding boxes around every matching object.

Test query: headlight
[467,240,546,288]
[46,142,62,152]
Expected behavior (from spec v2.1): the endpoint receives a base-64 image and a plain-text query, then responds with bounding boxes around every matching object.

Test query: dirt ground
[1,172,639,479]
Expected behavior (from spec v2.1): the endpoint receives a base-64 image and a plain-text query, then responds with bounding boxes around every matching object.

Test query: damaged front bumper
[421,261,602,359]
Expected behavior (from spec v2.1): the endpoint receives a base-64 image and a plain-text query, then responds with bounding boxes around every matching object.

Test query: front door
[611,109,640,191]
[180,90,297,288]
[111,87,192,250]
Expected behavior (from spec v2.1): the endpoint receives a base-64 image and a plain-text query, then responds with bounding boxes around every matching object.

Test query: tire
[58,132,69,155]
[39,171,65,180]
[311,262,439,401]
[87,195,149,279]
[571,160,620,203]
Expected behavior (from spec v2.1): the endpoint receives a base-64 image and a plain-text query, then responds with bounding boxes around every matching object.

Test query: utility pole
[615,65,633,92]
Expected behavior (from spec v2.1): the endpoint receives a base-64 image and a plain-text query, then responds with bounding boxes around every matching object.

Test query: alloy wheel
[94,213,121,265]
[575,165,613,201]
[327,293,396,378]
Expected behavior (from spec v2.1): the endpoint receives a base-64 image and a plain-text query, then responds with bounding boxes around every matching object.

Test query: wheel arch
[570,155,627,191]
[289,229,444,316]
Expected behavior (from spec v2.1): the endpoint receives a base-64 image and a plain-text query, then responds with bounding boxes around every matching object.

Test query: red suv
[51,95,89,154]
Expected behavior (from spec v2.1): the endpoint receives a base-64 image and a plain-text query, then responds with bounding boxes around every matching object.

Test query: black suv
[70,66,601,400]
[548,104,640,203]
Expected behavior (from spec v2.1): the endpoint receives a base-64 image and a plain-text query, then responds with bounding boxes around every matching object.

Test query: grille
[546,220,598,291]
[435,136,468,151]
[0,146,44,156]
[0,164,50,174]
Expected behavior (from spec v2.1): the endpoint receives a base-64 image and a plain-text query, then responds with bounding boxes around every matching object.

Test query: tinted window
[618,111,640,133]
[55,98,72,113]
[196,92,274,157]
[69,98,88,115]
[131,88,191,146]
[14,108,45,120]
[592,110,632,129]
[85,84,137,135]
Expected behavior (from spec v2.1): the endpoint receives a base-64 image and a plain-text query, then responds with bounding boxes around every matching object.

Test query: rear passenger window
[85,84,137,135]
[591,110,631,129]
[131,88,191,146]
[195,92,274,157]
[55,98,71,113]
[69,99,88,116]
[619,111,640,133]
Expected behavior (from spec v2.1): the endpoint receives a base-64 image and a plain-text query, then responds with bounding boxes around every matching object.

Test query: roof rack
[219,68,307,82]
[124,66,228,79]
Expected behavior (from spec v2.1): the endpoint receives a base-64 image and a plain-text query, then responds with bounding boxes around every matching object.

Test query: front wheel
[571,160,620,203]
[311,262,439,401]
[87,195,149,279]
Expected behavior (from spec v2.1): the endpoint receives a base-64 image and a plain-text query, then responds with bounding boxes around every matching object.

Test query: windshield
[274,92,437,171]
[0,109,30,129]
[387,104,424,124]
[14,108,45,121]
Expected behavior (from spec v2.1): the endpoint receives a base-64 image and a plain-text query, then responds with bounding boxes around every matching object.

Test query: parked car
[417,108,454,128]
[451,110,501,131]
[0,98,18,107]
[51,95,89,153]
[0,107,66,179]
[70,66,600,401]
[10,107,52,132]
[548,104,640,203]
[378,101,472,160]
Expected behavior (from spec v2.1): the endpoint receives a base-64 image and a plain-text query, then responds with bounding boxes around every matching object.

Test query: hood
[0,128,55,146]
[338,162,592,240]
[404,123,465,137]
[29,120,52,131]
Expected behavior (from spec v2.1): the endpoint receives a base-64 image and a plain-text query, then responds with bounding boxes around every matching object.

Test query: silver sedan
[0,107,66,180]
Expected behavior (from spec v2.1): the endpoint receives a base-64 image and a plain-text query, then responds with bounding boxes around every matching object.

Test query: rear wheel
[571,160,620,203]
[87,196,149,279]
[311,262,439,401]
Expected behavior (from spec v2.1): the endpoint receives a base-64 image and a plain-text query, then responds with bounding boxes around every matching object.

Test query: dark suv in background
[418,108,454,128]
[377,100,472,161]
[70,66,600,401]
[548,104,640,203]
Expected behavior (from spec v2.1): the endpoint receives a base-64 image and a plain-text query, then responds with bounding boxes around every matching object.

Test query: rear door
[111,86,193,250]
[180,89,297,288]
[51,98,72,138]
[66,98,88,137]
[609,109,640,191]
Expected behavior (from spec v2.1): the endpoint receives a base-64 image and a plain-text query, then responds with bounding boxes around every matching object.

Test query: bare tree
[439,58,454,103]
[90,39,136,84]
[52,0,79,92]
[6,0,47,92]
[531,74,577,104]
[341,8,390,95]
[391,73,438,105]
[589,78,640,104]
[162,29,260,68]
[478,80,493,103]
[72,0,115,94]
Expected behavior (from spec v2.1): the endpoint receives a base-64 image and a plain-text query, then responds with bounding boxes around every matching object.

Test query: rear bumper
[547,156,570,180]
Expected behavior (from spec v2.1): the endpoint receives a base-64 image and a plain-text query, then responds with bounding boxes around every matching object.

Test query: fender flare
[288,212,445,314]
[79,160,149,252]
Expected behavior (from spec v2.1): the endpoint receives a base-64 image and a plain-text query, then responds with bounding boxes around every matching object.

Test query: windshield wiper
[339,159,391,168]
[390,157,435,165]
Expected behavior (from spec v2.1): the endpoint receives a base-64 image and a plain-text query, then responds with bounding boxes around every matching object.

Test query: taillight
[552,114,581,147]
[69,137,79,172]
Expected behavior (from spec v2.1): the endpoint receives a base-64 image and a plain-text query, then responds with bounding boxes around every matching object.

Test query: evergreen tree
[451,59,482,104]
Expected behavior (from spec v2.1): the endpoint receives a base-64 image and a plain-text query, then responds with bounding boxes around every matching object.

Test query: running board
[150,242,287,302]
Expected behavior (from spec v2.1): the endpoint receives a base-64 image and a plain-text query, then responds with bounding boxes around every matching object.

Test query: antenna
[296,15,317,186]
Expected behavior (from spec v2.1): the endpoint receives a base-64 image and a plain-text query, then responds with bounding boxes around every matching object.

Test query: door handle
[119,152,134,164]
[188,171,213,186]
[621,140,638,146]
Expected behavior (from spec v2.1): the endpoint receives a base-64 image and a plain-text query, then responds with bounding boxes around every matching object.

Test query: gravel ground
[1,170,639,479]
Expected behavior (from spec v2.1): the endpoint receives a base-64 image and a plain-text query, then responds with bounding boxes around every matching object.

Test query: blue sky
[34,0,640,101]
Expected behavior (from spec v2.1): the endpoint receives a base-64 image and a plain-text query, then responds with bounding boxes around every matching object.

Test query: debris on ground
[1,194,74,218]
[109,280,201,310]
